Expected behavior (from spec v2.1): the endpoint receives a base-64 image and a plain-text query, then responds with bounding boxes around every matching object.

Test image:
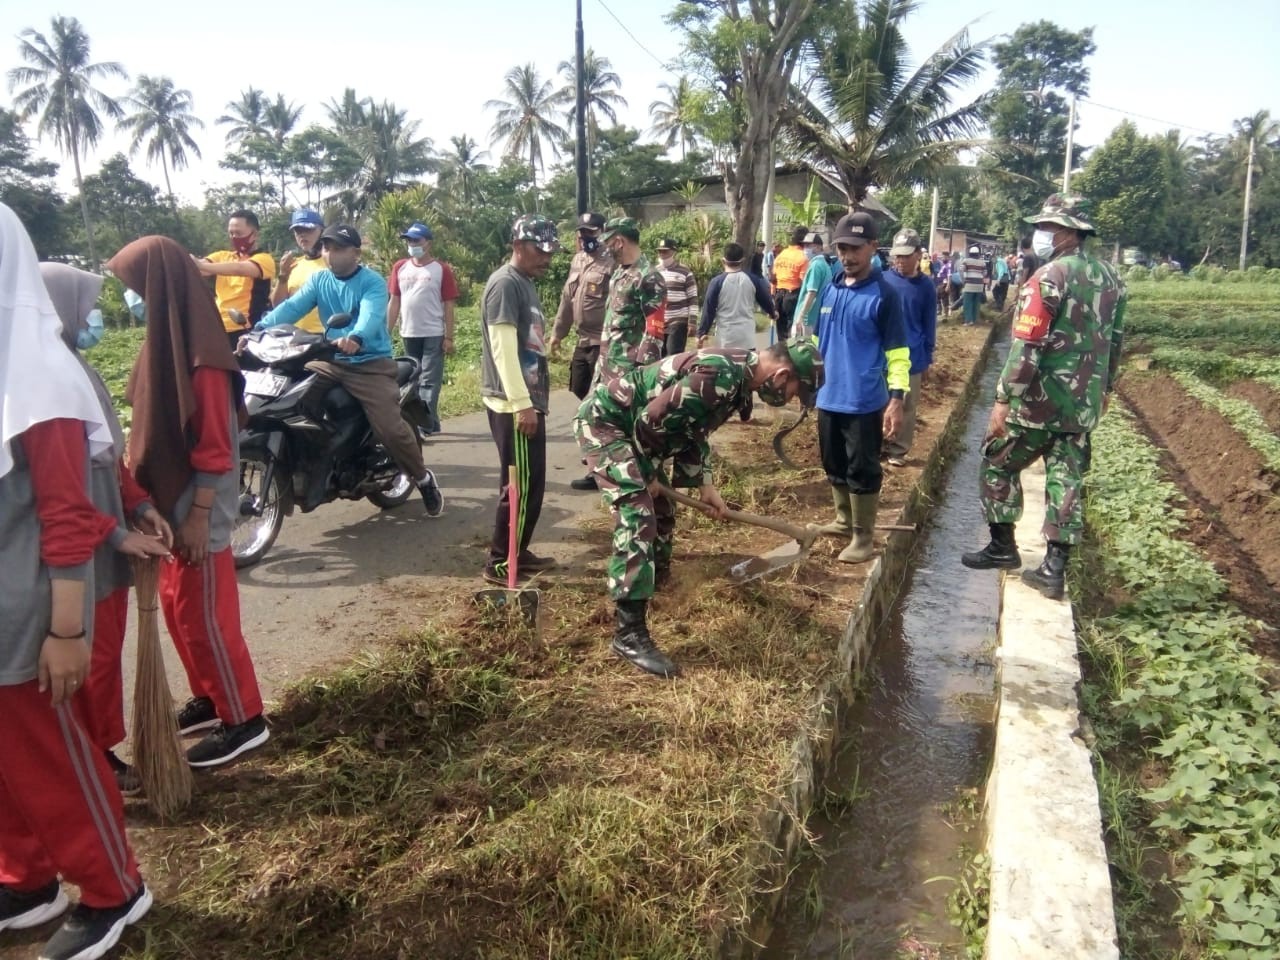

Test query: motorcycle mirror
[325,312,354,330]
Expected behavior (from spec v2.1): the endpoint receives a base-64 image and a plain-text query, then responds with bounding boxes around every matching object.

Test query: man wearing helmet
[961,194,1127,600]
[573,341,824,679]
[478,215,561,585]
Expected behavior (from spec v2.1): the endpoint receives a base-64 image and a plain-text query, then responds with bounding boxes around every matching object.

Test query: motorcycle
[231,313,432,568]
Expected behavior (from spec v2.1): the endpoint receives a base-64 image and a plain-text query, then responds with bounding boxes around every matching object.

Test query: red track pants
[159,547,263,726]
[0,681,142,908]
[77,587,129,752]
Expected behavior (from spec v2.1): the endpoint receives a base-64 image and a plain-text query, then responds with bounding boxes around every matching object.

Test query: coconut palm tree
[118,74,203,206]
[7,15,127,268]
[486,63,568,188]
[781,0,988,207]
[217,87,268,146]
[441,134,489,207]
[557,48,627,154]
[352,101,435,214]
[650,77,700,159]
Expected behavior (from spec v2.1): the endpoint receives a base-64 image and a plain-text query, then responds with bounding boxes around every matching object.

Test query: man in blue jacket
[882,227,937,467]
[812,212,910,562]
[254,224,443,516]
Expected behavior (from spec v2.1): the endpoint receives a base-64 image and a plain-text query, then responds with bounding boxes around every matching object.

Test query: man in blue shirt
[254,224,443,516]
[813,212,910,563]
[882,227,937,468]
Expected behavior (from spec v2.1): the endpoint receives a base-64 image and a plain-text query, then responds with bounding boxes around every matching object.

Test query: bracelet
[191,504,212,511]
[49,628,86,640]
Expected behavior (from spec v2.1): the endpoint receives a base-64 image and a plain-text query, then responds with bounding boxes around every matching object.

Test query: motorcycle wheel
[232,451,286,568]
[367,470,414,509]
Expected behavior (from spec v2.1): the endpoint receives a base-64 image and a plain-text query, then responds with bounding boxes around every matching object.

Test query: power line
[593,0,669,68]
[1078,97,1225,138]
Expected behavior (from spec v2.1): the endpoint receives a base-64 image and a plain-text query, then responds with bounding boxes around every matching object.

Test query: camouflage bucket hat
[601,216,641,242]
[786,339,825,407]
[1025,193,1096,233]
[512,214,560,252]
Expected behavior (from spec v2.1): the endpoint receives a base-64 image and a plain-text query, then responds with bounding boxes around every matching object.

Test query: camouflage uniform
[596,218,666,383]
[574,350,754,600]
[980,195,1127,545]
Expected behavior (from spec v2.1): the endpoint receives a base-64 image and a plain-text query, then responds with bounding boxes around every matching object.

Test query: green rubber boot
[818,485,853,536]
[839,493,879,563]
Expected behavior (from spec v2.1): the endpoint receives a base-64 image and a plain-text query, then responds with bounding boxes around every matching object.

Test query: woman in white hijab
[0,204,153,958]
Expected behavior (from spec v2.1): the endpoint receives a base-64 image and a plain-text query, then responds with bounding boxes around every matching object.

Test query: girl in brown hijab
[106,236,268,768]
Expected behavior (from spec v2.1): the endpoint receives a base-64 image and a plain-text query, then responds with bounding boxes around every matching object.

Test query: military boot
[818,485,854,536]
[961,523,1021,570]
[838,493,879,564]
[612,599,680,678]
[1021,542,1070,600]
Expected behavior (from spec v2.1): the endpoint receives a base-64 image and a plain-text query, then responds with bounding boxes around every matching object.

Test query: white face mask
[1032,228,1058,260]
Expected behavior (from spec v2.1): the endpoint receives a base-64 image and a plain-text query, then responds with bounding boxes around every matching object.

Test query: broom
[130,557,192,818]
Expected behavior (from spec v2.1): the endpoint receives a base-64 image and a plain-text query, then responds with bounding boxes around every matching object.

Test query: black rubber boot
[961,523,1021,569]
[1021,541,1070,600]
[612,599,680,678]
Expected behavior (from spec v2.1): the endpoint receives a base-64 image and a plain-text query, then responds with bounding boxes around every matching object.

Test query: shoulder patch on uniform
[1013,279,1053,341]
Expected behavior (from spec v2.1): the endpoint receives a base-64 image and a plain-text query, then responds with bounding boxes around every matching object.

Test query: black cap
[657,237,678,251]
[832,212,877,247]
[577,212,606,232]
[320,224,361,248]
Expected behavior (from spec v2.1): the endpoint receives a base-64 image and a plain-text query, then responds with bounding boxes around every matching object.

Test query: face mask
[804,248,816,261]
[231,235,255,255]
[76,308,105,351]
[123,288,146,323]
[408,245,425,259]
[1032,228,1057,260]
[757,373,790,407]
[582,236,601,254]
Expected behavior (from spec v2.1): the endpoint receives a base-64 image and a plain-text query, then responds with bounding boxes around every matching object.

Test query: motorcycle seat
[395,357,417,387]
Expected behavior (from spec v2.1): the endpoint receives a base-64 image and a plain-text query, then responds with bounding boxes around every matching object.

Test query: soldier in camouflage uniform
[574,340,824,677]
[962,194,1127,599]
[596,217,666,383]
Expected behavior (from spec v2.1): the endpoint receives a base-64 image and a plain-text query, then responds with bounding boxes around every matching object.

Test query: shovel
[660,485,822,583]
[474,465,540,626]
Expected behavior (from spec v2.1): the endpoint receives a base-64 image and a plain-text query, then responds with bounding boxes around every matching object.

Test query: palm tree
[486,63,568,188]
[557,48,627,154]
[118,74,203,205]
[1233,110,1280,269]
[217,87,268,145]
[324,88,368,136]
[781,0,988,207]
[353,101,435,213]
[8,15,127,268]
[650,77,700,159]
[441,134,489,207]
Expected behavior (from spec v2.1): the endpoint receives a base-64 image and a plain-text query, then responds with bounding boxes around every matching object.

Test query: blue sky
[3,0,1277,204]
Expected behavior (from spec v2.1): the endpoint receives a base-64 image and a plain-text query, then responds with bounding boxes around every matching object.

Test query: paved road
[120,390,602,720]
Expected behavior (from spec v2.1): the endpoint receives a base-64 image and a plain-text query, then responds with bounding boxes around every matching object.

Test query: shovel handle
[659,485,815,541]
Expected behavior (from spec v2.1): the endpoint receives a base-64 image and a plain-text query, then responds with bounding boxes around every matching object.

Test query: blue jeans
[962,291,981,325]
[402,335,444,433]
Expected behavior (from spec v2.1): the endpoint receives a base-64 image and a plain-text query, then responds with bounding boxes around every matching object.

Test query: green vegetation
[1078,408,1280,959]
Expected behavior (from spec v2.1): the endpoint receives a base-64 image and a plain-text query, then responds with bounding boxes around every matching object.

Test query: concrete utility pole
[1062,93,1078,193]
[1240,134,1256,271]
[574,0,588,216]
[762,140,777,247]
[929,185,940,253]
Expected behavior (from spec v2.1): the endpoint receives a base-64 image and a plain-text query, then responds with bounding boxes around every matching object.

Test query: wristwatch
[889,389,905,400]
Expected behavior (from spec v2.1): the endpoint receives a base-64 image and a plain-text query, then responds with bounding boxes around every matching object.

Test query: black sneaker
[38,884,151,960]
[418,470,444,517]
[516,551,557,572]
[569,474,598,491]
[104,750,141,797]
[175,696,218,735]
[0,881,67,932]
[481,561,532,587]
[187,715,269,769]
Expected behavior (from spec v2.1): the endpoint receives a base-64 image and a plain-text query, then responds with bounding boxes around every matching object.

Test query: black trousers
[487,408,547,564]
[818,407,884,495]
[569,343,600,401]
[664,320,689,358]
[776,290,800,341]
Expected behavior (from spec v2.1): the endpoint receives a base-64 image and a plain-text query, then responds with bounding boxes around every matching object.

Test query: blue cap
[401,222,433,241]
[290,208,323,230]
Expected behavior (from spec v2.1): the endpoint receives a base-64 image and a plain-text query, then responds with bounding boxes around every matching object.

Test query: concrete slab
[983,461,1119,959]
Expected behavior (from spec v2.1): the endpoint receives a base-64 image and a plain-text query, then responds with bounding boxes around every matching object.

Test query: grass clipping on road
[133,467,849,960]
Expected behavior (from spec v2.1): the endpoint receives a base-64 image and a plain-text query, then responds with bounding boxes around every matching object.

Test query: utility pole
[1240,134,1256,271]
[928,185,940,254]
[1062,92,1078,193]
[574,0,588,216]
[762,140,777,248]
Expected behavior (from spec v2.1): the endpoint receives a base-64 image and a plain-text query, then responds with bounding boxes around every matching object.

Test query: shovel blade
[473,587,541,625]
[729,542,808,583]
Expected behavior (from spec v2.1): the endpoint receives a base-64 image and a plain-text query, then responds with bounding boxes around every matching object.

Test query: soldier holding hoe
[961,194,1127,599]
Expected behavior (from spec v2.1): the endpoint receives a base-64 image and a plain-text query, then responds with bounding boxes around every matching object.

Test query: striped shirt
[963,256,986,294]
[658,261,699,324]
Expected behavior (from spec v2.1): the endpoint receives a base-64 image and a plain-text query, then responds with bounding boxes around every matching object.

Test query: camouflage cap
[601,216,641,242]
[1024,193,1096,233]
[512,214,560,252]
[890,228,922,256]
[786,339,825,407]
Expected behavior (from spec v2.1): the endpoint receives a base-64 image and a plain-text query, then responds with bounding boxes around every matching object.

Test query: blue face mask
[123,288,145,323]
[407,245,425,259]
[76,308,105,351]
